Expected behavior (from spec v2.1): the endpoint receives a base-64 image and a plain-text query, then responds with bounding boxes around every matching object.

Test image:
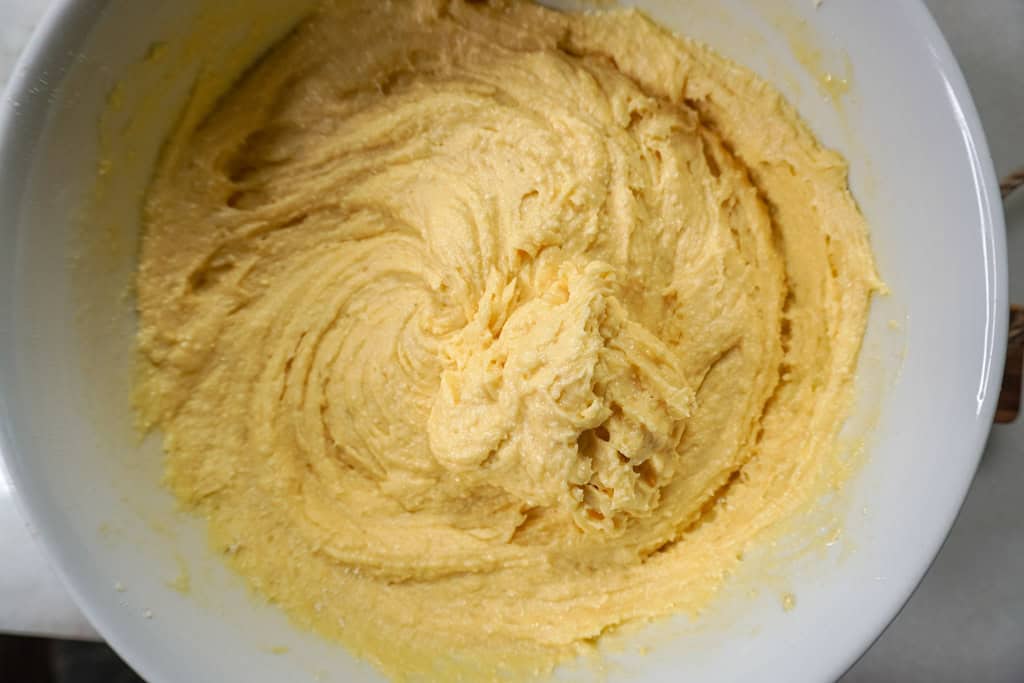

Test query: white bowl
[0,1,1006,681]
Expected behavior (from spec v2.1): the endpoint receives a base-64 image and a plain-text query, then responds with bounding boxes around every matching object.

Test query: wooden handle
[995,305,1024,423]
[992,171,1023,422]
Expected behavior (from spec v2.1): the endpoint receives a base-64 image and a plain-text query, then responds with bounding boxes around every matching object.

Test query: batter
[135,0,880,678]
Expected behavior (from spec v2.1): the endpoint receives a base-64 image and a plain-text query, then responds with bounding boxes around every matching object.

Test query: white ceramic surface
[0,2,1006,682]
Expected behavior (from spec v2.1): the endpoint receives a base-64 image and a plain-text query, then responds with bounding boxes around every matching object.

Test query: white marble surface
[0,0,1022,679]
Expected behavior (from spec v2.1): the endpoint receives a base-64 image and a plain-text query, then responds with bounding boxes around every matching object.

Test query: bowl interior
[0,1,1005,682]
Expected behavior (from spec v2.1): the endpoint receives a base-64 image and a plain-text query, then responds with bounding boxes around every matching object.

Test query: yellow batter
[135,0,880,678]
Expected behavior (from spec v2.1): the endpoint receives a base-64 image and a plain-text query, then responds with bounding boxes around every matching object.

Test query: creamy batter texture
[135,0,880,678]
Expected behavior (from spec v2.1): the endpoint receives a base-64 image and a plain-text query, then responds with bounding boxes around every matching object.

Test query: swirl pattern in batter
[136,0,880,677]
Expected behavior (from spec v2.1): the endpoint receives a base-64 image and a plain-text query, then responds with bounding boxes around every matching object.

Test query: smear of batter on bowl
[134,0,880,678]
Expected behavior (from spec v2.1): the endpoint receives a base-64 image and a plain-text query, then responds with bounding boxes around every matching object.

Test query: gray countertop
[1,1,1022,680]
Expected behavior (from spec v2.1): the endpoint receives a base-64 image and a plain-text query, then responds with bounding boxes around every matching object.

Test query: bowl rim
[0,1,1008,682]
[825,1,1008,674]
